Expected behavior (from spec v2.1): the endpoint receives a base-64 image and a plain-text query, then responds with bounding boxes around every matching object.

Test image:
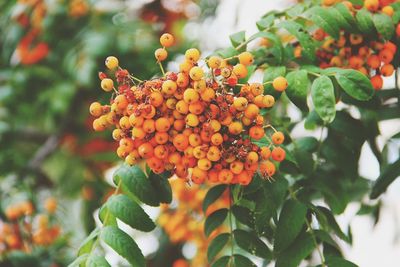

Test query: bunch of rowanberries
[308,0,398,90]
[90,33,288,185]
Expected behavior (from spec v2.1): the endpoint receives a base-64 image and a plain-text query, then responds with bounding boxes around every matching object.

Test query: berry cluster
[90,33,287,185]
[313,0,398,90]
[158,180,229,267]
[0,198,61,253]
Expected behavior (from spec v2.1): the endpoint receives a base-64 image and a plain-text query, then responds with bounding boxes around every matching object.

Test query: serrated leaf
[370,158,400,199]
[230,31,246,48]
[234,229,272,259]
[87,255,111,267]
[326,256,358,267]
[334,69,374,101]
[274,199,307,252]
[233,254,257,266]
[356,9,376,35]
[204,209,228,237]
[203,185,227,213]
[101,226,145,267]
[148,171,172,204]
[107,195,155,232]
[306,7,341,39]
[114,164,159,206]
[275,232,314,267]
[311,75,336,124]
[279,21,316,62]
[207,233,230,262]
[373,13,394,40]
[285,70,309,111]
[211,256,230,267]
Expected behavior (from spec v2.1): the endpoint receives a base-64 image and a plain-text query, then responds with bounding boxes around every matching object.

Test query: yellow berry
[105,56,119,69]
[101,78,114,92]
[189,66,204,81]
[155,48,168,61]
[233,64,248,79]
[185,48,200,62]
[238,52,254,66]
[272,76,288,92]
[89,102,102,117]
[160,33,174,47]
[208,56,223,68]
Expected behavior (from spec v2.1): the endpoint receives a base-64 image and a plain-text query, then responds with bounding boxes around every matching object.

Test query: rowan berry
[381,64,394,77]
[233,64,248,79]
[89,102,102,117]
[185,48,200,62]
[371,75,383,90]
[272,76,288,91]
[271,147,286,162]
[238,51,254,66]
[218,169,234,184]
[101,78,114,92]
[189,66,204,81]
[228,121,243,135]
[105,56,119,69]
[155,48,168,61]
[259,160,276,177]
[208,56,223,69]
[192,167,207,184]
[260,147,271,159]
[272,131,285,145]
[382,6,394,16]
[364,0,379,12]
[160,33,174,47]
[249,126,264,140]
[183,88,200,104]
[246,151,259,164]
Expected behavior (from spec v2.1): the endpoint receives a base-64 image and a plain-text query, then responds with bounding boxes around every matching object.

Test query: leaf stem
[228,185,235,267]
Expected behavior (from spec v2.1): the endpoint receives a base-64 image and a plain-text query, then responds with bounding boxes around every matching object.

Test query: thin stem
[263,80,273,85]
[308,71,321,77]
[228,185,235,267]
[158,61,166,76]
[130,74,143,83]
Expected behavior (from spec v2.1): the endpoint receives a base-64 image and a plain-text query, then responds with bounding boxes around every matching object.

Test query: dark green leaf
[326,256,358,267]
[314,206,349,242]
[311,75,336,124]
[232,205,254,228]
[101,226,145,267]
[306,7,341,39]
[107,195,155,232]
[334,3,359,32]
[114,164,159,206]
[211,256,230,267]
[204,209,228,237]
[233,254,257,266]
[370,158,400,199]
[373,13,394,40]
[314,229,340,250]
[275,232,314,267]
[203,185,227,213]
[207,233,230,262]
[335,69,374,101]
[285,70,309,111]
[148,171,172,204]
[356,9,376,35]
[234,229,272,259]
[274,199,307,252]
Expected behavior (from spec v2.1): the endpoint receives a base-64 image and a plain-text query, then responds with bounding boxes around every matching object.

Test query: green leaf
[207,233,230,262]
[279,21,316,62]
[370,158,400,199]
[68,254,89,267]
[334,3,359,32]
[203,185,227,212]
[204,208,228,237]
[256,14,275,30]
[230,31,246,48]
[87,255,111,267]
[306,7,341,39]
[107,195,155,232]
[274,199,307,252]
[99,206,117,226]
[101,226,145,267]
[314,229,340,250]
[356,9,376,35]
[285,70,309,111]
[234,229,272,259]
[233,254,257,266]
[148,171,172,204]
[114,164,159,206]
[232,205,254,228]
[311,75,336,124]
[78,228,100,257]
[304,110,323,130]
[334,69,374,101]
[325,256,358,267]
[211,256,230,267]
[373,13,394,40]
[275,232,314,267]
[249,31,284,64]
[314,206,350,242]
[263,66,286,99]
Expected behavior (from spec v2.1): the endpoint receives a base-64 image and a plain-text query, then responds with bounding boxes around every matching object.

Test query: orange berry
[381,64,394,77]
[211,133,223,146]
[367,55,381,69]
[237,170,252,185]
[379,49,394,64]
[154,145,169,159]
[250,83,264,96]
[272,76,288,91]
[112,129,123,141]
[176,100,189,114]
[207,146,221,162]
[396,23,400,37]
[183,88,200,104]
[201,88,216,102]
[233,97,248,111]
[188,133,202,147]
[155,132,169,144]
[218,169,234,184]
[244,104,260,119]
[138,143,154,159]
[238,51,254,66]
[208,56,223,68]
[89,102,102,117]
[160,33,174,47]
[155,117,171,132]
[382,6,394,16]
[271,147,286,162]
[185,114,199,127]
[155,48,168,61]
[228,121,243,135]
[198,158,212,171]
[364,0,379,12]
[132,127,146,139]
[263,95,275,107]
[125,150,140,165]
[208,170,219,183]
[260,147,271,159]
[371,75,383,90]
[129,115,144,127]
[189,66,204,81]
[162,80,177,95]
[230,161,244,175]
[233,64,248,79]
[259,160,276,177]
[272,131,285,145]
[191,167,207,184]
[177,73,189,88]
[246,151,259,164]
[249,126,264,140]
[173,134,189,151]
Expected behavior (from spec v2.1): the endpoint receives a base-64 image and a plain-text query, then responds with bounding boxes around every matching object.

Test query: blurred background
[0,0,399,266]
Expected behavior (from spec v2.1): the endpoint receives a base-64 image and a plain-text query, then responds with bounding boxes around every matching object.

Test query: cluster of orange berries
[90,33,287,185]
[311,0,399,90]
[0,198,61,254]
[158,180,229,267]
